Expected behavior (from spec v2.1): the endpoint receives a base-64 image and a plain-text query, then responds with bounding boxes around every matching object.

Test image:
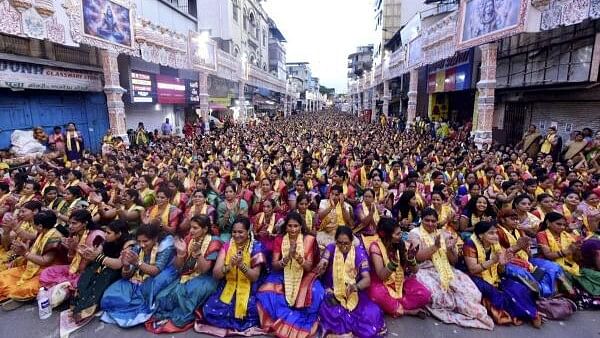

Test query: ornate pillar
[198,72,210,133]
[100,50,127,138]
[383,79,390,117]
[474,42,497,148]
[407,68,418,126]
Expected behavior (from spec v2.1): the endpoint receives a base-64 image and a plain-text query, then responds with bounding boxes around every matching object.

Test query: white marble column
[383,79,390,117]
[198,72,210,133]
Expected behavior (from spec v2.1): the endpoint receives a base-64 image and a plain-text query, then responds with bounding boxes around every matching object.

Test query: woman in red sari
[256,212,324,338]
[252,199,283,257]
[252,178,279,215]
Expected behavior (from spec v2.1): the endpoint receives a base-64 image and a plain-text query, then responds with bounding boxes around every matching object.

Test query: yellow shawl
[470,234,501,286]
[302,210,314,231]
[419,227,454,290]
[497,226,530,263]
[150,205,171,228]
[220,240,252,319]
[375,239,404,299]
[362,202,380,226]
[66,131,80,152]
[545,230,580,276]
[68,230,89,274]
[282,234,304,306]
[333,244,358,311]
[359,167,368,187]
[258,212,276,234]
[132,244,158,283]
[20,228,62,283]
[180,235,211,283]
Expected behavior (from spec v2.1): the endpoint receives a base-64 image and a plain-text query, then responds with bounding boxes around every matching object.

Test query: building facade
[349,0,600,146]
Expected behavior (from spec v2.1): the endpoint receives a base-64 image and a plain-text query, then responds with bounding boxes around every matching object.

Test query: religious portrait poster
[457,0,528,49]
[82,0,133,47]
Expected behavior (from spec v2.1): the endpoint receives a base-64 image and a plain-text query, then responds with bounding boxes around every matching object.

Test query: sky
[262,0,374,93]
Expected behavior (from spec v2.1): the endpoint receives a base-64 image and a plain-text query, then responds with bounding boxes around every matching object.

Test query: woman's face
[137,179,148,190]
[295,181,306,194]
[391,227,402,244]
[363,191,374,205]
[501,214,519,229]
[168,182,177,192]
[480,226,499,245]
[20,207,35,221]
[540,196,554,210]
[224,186,235,200]
[516,198,531,212]
[190,221,208,239]
[105,228,121,242]
[586,193,599,207]
[261,179,271,192]
[565,193,581,207]
[336,233,353,255]
[231,223,249,245]
[297,199,309,212]
[286,219,301,237]
[476,197,488,212]
[284,162,293,172]
[409,196,417,207]
[548,218,567,234]
[64,190,74,202]
[137,234,157,252]
[156,192,168,206]
[422,214,438,233]
[45,190,57,202]
[192,192,206,205]
[494,175,503,185]
[372,176,382,188]
[470,185,481,196]
[431,194,443,208]
[69,218,85,235]
[263,201,273,214]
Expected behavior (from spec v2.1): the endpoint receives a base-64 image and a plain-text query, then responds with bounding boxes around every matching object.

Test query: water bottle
[37,287,51,320]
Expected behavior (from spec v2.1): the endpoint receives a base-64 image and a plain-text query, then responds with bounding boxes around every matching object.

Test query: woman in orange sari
[256,212,324,338]
[0,210,63,311]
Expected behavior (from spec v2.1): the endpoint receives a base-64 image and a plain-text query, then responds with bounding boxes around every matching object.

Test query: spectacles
[336,241,352,247]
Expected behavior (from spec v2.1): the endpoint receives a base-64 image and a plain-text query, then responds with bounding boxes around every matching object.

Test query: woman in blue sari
[256,212,324,338]
[147,215,222,333]
[464,221,542,327]
[100,223,176,327]
[196,216,266,336]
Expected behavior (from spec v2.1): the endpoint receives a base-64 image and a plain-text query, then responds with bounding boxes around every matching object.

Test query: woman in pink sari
[40,209,104,290]
[367,217,431,317]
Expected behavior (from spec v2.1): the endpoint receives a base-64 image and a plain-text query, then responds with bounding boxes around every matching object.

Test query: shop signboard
[427,49,473,94]
[0,59,103,92]
[187,80,200,104]
[156,75,186,104]
[130,71,155,103]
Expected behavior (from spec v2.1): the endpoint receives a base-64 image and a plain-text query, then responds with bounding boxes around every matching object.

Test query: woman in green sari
[217,184,249,242]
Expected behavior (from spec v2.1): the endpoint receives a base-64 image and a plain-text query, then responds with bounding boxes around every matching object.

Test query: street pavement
[0,303,598,338]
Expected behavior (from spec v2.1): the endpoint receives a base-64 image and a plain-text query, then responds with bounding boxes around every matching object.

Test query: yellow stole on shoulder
[20,228,61,283]
[332,244,358,311]
[470,234,501,286]
[329,201,345,227]
[220,240,252,319]
[180,236,211,283]
[189,203,208,216]
[68,230,89,274]
[150,205,171,228]
[360,167,368,187]
[282,234,304,306]
[259,212,276,233]
[303,210,314,231]
[497,226,530,263]
[66,131,80,152]
[375,239,404,299]
[420,227,454,290]
[546,230,580,276]
[132,244,158,283]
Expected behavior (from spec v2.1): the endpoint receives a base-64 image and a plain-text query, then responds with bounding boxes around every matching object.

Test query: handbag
[536,297,576,320]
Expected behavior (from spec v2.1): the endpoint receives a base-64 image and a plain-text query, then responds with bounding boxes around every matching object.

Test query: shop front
[0,58,108,152]
[121,57,200,135]
[426,48,476,123]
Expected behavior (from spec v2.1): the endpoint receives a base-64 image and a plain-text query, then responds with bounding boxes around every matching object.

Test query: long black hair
[392,191,419,223]
[377,217,407,266]
[280,211,308,235]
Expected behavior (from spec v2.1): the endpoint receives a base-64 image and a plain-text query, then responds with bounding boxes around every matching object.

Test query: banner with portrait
[82,0,133,47]
[457,0,528,49]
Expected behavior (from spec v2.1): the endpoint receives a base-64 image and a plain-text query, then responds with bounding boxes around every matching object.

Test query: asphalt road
[0,304,598,338]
